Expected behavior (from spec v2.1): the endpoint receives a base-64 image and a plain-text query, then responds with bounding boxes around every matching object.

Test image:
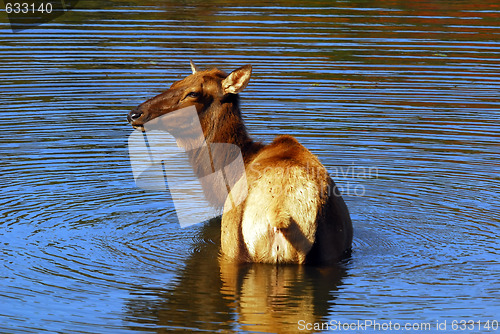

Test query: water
[1,0,499,332]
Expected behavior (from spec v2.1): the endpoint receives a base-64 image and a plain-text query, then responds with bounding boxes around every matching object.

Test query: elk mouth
[128,118,145,130]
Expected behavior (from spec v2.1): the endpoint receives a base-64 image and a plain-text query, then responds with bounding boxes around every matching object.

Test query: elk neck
[201,93,264,165]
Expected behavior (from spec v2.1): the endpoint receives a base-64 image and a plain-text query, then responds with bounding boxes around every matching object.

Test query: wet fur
[222,135,352,264]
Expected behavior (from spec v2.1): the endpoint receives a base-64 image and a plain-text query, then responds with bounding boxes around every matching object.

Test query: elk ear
[189,60,198,74]
[222,65,252,95]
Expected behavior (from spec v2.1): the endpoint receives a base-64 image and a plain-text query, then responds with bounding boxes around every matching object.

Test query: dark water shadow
[124,219,349,332]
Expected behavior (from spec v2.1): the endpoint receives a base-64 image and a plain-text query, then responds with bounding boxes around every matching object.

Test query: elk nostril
[128,110,143,122]
[130,112,142,120]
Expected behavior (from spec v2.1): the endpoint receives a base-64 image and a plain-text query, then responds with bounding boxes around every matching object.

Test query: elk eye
[185,91,200,99]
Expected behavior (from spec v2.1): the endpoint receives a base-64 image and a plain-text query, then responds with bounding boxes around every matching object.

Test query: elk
[128,61,353,264]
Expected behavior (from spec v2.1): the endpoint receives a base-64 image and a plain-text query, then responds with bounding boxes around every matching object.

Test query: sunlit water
[0,0,499,333]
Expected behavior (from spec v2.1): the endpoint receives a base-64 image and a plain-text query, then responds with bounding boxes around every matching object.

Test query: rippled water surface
[1,0,499,332]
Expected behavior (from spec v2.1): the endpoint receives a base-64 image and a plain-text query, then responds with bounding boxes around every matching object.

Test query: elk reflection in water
[125,219,347,332]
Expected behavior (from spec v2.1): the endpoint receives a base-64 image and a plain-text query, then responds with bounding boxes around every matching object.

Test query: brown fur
[128,63,353,264]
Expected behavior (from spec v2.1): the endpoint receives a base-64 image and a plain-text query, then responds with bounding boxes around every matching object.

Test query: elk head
[127,61,253,141]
